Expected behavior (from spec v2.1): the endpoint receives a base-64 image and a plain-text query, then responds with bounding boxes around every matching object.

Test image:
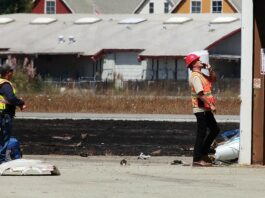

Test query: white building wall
[102,53,186,81]
[138,0,174,14]
[102,52,143,81]
[102,53,115,80]
[115,52,143,80]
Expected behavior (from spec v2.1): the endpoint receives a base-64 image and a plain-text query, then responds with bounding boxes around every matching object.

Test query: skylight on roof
[210,17,239,24]
[74,17,102,24]
[30,17,57,24]
[119,18,147,24]
[163,17,192,24]
[0,17,14,24]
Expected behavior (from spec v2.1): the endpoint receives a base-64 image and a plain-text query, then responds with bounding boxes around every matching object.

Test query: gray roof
[64,0,143,14]
[134,0,181,13]
[0,13,241,57]
[171,0,181,5]
[228,0,242,13]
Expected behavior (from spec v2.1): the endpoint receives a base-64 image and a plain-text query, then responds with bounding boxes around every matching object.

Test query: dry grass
[21,91,240,115]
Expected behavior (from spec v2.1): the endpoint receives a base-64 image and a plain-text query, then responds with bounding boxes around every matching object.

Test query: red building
[32,0,71,14]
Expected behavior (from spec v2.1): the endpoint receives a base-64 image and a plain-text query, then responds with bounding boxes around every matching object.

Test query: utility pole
[252,0,265,164]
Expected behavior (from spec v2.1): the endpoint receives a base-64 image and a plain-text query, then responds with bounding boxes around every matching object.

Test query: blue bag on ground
[7,137,22,160]
[221,129,240,140]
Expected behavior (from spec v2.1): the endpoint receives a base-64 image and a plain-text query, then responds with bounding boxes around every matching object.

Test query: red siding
[32,0,72,14]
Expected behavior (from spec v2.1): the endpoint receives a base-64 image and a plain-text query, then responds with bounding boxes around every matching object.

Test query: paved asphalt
[1,155,265,198]
[2,113,246,198]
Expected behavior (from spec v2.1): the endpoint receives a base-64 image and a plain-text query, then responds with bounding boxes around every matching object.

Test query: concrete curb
[16,112,240,123]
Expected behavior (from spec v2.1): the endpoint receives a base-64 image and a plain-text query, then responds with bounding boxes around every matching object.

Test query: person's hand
[210,103,216,114]
[205,64,212,70]
[20,104,26,111]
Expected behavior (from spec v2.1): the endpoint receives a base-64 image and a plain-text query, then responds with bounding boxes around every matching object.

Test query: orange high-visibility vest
[0,78,16,110]
[190,72,216,110]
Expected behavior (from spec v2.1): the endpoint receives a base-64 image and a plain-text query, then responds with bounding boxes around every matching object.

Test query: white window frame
[190,0,202,13]
[45,0,56,14]
[211,0,222,13]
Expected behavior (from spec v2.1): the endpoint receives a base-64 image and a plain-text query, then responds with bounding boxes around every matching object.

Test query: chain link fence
[43,78,240,98]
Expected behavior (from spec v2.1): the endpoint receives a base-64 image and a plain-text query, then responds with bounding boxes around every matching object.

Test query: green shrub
[12,69,55,94]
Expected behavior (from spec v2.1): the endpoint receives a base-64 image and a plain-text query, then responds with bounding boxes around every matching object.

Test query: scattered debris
[180,147,194,151]
[212,159,238,166]
[220,129,239,141]
[170,159,182,165]
[137,152,151,160]
[80,153,88,157]
[215,136,239,161]
[151,149,161,155]
[81,133,88,139]
[170,159,190,166]
[0,159,60,176]
[214,129,240,163]
[120,159,127,166]
[52,136,72,141]
[76,142,82,147]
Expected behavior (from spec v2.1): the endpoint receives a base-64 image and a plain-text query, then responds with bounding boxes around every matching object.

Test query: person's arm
[192,76,216,113]
[198,91,216,113]
[1,83,26,110]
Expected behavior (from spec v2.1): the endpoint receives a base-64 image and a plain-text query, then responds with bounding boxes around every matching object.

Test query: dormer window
[212,0,222,13]
[191,0,201,13]
[149,2,154,14]
[45,0,56,14]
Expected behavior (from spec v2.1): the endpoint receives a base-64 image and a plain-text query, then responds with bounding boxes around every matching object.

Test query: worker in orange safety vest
[186,53,220,167]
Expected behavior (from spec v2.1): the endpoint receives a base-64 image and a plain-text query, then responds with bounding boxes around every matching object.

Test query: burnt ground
[12,119,239,156]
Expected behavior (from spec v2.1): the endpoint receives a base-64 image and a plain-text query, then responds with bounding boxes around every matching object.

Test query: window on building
[149,2,154,14]
[191,0,201,13]
[46,0,56,14]
[212,0,222,13]
[164,2,169,13]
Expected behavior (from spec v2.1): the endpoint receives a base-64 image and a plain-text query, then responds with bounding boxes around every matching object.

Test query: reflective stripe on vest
[191,72,216,110]
[0,78,16,110]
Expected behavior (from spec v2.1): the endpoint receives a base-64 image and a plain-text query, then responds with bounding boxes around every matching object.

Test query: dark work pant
[0,114,12,163]
[193,111,220,162]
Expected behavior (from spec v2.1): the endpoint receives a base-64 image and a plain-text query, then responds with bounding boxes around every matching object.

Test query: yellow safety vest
[191,72,216,110]
[0,78,16,110]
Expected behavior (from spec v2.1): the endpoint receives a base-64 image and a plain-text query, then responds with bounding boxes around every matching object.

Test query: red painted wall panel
[32,0,71,14]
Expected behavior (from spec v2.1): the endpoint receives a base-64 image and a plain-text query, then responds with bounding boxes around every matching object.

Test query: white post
[239,0,253,165]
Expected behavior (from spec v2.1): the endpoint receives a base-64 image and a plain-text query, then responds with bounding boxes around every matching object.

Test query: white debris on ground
[214,136,239,161]
[137,152,151,160]
[213,129,240,163]
[0,159,60,176]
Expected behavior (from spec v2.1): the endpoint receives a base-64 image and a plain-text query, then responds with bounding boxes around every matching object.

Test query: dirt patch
[12,119,239,156]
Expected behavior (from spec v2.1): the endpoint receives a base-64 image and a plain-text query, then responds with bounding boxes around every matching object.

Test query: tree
[0,0,33,14]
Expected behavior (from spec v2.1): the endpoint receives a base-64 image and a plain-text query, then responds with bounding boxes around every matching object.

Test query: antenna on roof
[68,36,76,43]
[58,35,65,44]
